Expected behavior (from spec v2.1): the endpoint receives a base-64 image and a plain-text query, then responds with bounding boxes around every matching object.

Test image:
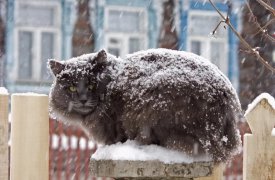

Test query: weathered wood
[90,159,215,179]
[243,98,275,180]
[0,90,9,180]
[10,94,49,180]
[114,177,191,180]
[194,164,224,180]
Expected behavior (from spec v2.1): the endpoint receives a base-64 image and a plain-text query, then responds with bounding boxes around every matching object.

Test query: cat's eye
[88,85,95,90]
[69,86,77,92]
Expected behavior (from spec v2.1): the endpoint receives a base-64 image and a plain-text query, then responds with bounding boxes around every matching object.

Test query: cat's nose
[80,100,87,104]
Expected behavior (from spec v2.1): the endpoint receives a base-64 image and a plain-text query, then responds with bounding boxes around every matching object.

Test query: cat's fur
[49,49,242,162]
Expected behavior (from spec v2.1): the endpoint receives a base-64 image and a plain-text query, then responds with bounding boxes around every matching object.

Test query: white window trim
[105,33,147,58]
[104,6,148,33]
[13,1,61,82]
[187,10,228,75]
[14,1,61,28]
[103,6,148,58]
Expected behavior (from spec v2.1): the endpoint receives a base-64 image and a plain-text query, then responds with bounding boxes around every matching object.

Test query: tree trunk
[72,0,94,57]
[158,0,178,50]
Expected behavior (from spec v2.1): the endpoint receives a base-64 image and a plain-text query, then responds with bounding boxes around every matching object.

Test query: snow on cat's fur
[49,49,242,162]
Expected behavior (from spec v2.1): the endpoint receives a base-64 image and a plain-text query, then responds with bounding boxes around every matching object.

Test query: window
[187,11,228,75]
[18,31,33,79]
[105,7,147,57]
[108,10,142,32]
[17,4,55,27]
[14,1,61,82]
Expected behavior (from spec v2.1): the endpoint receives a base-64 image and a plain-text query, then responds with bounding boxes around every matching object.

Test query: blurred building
[179,0,244,90]
[3,0,246,179]
[5,0,75,93]
[0,0,5,87]
[4,0,242,94]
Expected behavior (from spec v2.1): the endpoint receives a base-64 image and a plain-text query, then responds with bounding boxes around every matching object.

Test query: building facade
[5,0,75,93]
[0,0,6,86]
[179,0,243,90]
[4,0,242,94]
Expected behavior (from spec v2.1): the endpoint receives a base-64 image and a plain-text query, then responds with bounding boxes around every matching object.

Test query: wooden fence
[243,93,275,180]
[0,88,8,180]
[49,120,98,180]
[8,123,107,179]
[1,88,272,179]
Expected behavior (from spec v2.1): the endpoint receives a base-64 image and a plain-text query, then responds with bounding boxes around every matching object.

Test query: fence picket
[243,97,275,180]
[10,93,49,180]
[194,164,224,180]
[0,89,9,180]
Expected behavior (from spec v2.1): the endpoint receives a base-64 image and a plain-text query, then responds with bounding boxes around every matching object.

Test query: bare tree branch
[208,0,275,73]
[246,1,275,42]
[256,0,275,16]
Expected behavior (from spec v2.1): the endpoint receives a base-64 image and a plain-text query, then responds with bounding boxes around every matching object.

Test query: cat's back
[114,49,240,108]
[124,48,229,89]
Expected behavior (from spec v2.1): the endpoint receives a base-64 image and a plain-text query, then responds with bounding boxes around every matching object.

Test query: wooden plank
[10,93,49,180]
[243,99,275,180]
[194,164,224,180]
[91,159,214,179]
[0,90,9,180]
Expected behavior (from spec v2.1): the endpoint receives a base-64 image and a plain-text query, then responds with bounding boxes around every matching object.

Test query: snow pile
[0,87,8,94]
[245,93,275,116]
[92,140,211,164]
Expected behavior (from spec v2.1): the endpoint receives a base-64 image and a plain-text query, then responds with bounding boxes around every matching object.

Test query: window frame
[187,10,228,75]
[13,1,61,82]
[104,6,148,58]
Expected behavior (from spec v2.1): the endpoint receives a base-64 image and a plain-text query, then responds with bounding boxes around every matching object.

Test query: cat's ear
[48,60,65,76]
[95,49,107,65]
[89,49,108,71]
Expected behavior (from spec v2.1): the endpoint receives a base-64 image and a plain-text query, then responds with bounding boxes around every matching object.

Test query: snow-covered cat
[48,49,241,162]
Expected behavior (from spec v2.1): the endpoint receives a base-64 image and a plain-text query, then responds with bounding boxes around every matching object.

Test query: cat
[48,48,242,163]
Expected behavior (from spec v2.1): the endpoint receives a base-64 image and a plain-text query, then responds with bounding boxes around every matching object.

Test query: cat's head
[48,50,111,117]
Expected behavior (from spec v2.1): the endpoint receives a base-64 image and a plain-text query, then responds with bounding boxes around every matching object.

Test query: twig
[256,0,275,16]
[252,18,275,37]
[212,20,226,35]
[246,1,275,42]
[208,0,275,73]
[262,18,275,30]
